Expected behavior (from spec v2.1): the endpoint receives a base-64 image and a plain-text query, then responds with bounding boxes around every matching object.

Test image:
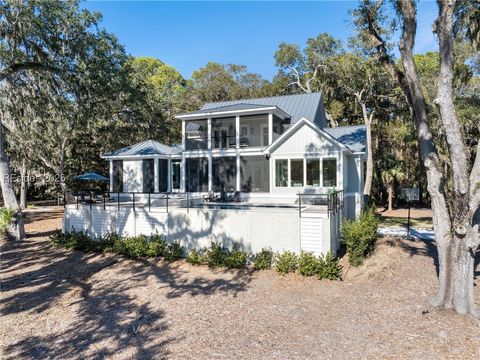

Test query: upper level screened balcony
[179,104,289,151]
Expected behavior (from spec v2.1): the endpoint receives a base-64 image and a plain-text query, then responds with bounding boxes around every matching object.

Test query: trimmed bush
[224,244,248,268]
[252,248,273,270]
[186,248,206,265]
[275,251,298,275]
[318,252,342,280]
[205,242,227,267]
[164,240,185,261]
[341,208,379,266]
[297,251,321,277]
[119,235,149,258]
[50,229,93,251]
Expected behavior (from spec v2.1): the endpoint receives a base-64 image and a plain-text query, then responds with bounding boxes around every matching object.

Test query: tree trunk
[20,159,27,209]
[0,124,25,240]
[360,103,374,204]
[387,182,393,212]
[362,0,479,316]
[431,230,478,316]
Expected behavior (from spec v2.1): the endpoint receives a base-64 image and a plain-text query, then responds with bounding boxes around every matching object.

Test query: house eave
[175,106,290,120]
[262,117,353,156]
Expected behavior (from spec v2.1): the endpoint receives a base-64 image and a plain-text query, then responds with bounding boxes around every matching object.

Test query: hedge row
[186,243,341,280]
[50,230,184,261]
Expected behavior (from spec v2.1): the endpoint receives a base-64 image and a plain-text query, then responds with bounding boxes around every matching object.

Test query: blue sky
[84,1,439,80]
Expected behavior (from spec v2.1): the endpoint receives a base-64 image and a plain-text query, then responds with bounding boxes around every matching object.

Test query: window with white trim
[322,158,337,187]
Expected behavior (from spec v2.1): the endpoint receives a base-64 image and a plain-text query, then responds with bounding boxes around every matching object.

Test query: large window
[290,159,304,187]
[275,159,288,187]
[323,158,337,187]
[158,159,168,192]
[172,160,181,191]
[212,157,236,192]
[306,159,320,186]
[186,158,208,192]
[112,160,123,192]
[142,159,155,193]
[241,156,269,192]
[185,119,208,150]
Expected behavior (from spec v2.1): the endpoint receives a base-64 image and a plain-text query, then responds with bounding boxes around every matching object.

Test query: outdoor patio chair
[219,190,229,202]
[232,191,242,203]
[203,191,219,202]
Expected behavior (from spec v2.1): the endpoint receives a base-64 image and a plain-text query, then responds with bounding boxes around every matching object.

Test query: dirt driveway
[1,208,479,359]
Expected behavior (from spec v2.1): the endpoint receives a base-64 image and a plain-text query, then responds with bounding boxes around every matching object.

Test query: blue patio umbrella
[74,172,109,181]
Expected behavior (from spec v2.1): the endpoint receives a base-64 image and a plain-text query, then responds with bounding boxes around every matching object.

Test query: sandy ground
[1,208,479,359]
[377,207,433,219]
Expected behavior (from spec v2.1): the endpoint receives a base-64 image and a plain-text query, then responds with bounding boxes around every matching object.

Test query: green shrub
[0,208,15,233]
[205,242,227,267]
[119,235,149,258]
[252,248,273,270]
[275,251,298,275]
[224,244,248,268]
[100,232,122,252]
[318,252,342,280]
[164,240,185,261]
[297,251,321,277]
[50,229,93,251]
[186,248,206,265]
[341,208,379,266]
[146,234,168,257]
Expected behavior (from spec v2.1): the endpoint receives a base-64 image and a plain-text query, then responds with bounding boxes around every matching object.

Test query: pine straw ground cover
[0,208,479,359]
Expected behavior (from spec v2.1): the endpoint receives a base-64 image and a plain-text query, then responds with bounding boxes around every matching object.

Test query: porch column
[338,154,343,190]
[303,157,307,188]
[181,156,186,192]
[109,160,113,192]
[167,159,172,192]
[207,117,212,150]
[208,155,212,192]
[236,153,240,191]
[235,115,240,149]
[154,158,159,192]
[181,120,186,150]
[268,112,273,145]
[287,159,291,188]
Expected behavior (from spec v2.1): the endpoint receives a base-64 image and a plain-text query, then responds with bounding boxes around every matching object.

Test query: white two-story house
[102,92,366,219]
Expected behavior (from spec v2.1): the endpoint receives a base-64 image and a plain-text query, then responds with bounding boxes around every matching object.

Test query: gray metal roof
[323,125,367,153]
[201,92,327,127]
[178,103,275,116]
[103,140,182,158]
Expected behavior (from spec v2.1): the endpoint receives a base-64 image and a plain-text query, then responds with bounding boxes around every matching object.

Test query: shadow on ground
[389,235,480,280]
[1,210,253,359]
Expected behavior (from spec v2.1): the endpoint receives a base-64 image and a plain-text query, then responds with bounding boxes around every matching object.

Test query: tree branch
[288,66,309,93]
[0,62,58,82]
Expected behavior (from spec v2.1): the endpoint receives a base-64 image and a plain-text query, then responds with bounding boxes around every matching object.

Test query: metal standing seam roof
[102,140,182,158]
[200,92,327,127]
[323,125,367,153]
